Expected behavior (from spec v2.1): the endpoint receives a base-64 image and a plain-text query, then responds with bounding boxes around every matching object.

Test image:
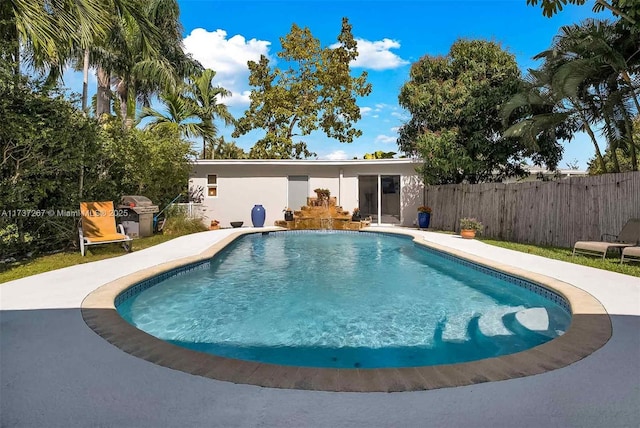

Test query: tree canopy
[588,117,640,173]
[363,151,397,159]
[526,0,639,27]
[0,67,193,259]
[503,19,639,174]
[398,40,564,184]
[232,17,372,159]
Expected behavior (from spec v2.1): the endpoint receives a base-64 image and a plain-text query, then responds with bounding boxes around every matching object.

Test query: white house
[190,159,425,228]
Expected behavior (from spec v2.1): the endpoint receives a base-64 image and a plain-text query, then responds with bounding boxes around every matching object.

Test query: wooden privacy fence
[424,171,640,248]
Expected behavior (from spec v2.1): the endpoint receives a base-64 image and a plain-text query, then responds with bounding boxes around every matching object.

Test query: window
[207,174,218,197]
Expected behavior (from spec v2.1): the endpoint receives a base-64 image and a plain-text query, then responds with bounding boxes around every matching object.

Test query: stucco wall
[190,162,424,228]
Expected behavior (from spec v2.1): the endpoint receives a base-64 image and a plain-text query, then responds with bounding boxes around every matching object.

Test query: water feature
[275,196,361,230]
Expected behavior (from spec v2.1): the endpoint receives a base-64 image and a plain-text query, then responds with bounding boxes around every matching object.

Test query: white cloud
[226,90,252,107]
[390,126,400,132]
[375,134,397,144]
[324,150,349,160]
[183,28,271,106]
[335,38,409,71]
[360,106,373,116]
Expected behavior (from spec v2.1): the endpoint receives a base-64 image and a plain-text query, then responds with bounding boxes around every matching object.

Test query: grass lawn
[481,238,640,278]
[0,234,180,284]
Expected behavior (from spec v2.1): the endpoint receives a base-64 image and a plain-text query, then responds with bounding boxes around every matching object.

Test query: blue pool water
[117,231,571,368]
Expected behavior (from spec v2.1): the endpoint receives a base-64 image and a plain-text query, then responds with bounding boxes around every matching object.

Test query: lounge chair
[621,246,640,264]
[79,201,132,256]
[572,218,640,260]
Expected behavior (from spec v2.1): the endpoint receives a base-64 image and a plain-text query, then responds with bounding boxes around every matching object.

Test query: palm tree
[502,68,608,172]
[140,92,209,142]
[77,0,164,113]
[535,20,639,172]
[205,137,247,159]
[505,20,639,174]
[3,0,110,81]
[91,0,201,125]
[184,69,235,158]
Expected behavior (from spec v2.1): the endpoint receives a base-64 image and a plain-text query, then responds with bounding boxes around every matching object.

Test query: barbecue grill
[118,195,159,238]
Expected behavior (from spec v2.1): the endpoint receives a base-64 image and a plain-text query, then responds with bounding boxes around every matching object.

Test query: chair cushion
[80,201,118,238]
[574,241,632,252]
[85,233,129,243]
[622,246,640,257]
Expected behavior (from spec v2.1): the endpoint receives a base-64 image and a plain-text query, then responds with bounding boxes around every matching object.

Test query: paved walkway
[2,228,639,427]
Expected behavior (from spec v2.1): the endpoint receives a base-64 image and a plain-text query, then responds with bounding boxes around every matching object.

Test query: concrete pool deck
[2,227,639,427]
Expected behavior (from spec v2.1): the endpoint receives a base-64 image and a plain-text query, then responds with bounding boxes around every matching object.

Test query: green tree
[77,0,162,113]
[587,117,640,173]
[398,39,563,184]
[0,51,194,258]
[92,0,200,125]
[363,151,396,159]
[0,71,101,257]
[2,0,164,117]
[139,92,207,141]
[95,119,194,208]
[1,0,111,80]
[140,68,235,159]
[184,69,235,158]
[204,137,247,159]
[515,20,639,173]
[233,18,372,159]
[501,67,606,172]
[526,0,639,26]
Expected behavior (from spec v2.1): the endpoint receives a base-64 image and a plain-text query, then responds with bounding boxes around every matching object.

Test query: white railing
[174,202,206,219]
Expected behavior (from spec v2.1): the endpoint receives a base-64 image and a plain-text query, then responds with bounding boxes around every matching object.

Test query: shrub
[161,205,208,236]
[460,217,483,233]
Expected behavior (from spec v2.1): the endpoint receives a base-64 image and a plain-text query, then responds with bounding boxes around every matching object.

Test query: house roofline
[192,159,587,176]
[193,158,421,166]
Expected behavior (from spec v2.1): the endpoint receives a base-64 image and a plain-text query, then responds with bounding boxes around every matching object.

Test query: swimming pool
[116,231,571,369]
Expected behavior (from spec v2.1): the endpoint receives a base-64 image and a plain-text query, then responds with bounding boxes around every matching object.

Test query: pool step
[477,306,524,337]
[440,306,557,344]
[441,314,477,342]
[510,307,558,339]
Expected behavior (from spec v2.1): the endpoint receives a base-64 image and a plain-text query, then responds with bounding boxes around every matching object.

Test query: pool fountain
[274,196,366,230]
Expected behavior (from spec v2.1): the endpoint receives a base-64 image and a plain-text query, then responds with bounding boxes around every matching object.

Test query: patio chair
[79,201,132,256]
[621,246,640,264]
[572,218,640,260]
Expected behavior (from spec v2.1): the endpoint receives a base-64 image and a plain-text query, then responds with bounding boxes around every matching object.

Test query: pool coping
[81,228,612,392]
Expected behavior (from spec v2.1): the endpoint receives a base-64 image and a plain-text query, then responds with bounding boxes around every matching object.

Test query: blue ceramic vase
[418,212,431,229]
[251,204,266,227]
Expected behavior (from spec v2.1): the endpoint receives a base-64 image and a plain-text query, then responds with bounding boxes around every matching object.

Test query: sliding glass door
[358,175,400,224]
[358,175,378,222]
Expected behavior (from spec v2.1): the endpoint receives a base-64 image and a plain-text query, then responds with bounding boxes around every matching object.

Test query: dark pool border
[82,228,612,392]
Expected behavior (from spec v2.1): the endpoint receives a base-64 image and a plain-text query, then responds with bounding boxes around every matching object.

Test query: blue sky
[66,0,611,168]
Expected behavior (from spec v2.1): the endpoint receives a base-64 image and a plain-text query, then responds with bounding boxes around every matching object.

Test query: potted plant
[460,217,483,239]
[283,207,294,221]
[351,208,361,221]
[417,205,432,229]
[314,188,331,205]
